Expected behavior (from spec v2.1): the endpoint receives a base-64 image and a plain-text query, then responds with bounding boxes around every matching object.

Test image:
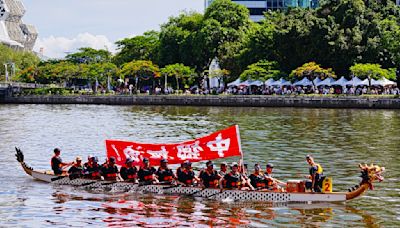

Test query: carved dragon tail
[15,147,33,172]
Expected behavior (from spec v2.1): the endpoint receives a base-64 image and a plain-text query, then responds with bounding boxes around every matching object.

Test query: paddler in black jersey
[51,148,73,175]
[249,163,267,189]
[305,155,325,192]
[138,157,158,184]
[220,162,254,191]
[100,156,120,181]
[177,161,199,186]
[68,156,84,179]
[120,157,138,183]
[155,159,176,184]
[199,161,221,188]
[84,156,101,180]
[265,163,285,192]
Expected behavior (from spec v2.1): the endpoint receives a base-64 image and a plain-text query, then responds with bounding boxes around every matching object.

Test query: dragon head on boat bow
[346,163,385,200]
[359,163,385,190]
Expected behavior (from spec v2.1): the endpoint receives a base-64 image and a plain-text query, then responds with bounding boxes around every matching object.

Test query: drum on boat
[286,180,306,193]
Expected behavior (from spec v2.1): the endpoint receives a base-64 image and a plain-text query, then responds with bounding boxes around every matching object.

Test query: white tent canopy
[316,77,335,87]
[348,76,369,87]
[331,76,349,87]
[372,77,397,87]
[313,77,322,86]
[227,78,241,87]
[265,78,275,86]
[249,80,264,86]
[271,78,292,87]
[293,77,313,87]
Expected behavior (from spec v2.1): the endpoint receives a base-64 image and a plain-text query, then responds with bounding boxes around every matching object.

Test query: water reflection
[49,189,382,227]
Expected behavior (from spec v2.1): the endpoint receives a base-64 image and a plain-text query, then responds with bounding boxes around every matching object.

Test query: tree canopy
[349,63,394,80]
[113,31,160,66]
[289,62,336,81]
[240,60,283,81]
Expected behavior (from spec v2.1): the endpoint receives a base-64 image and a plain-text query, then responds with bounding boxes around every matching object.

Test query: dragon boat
[15,147,385,203]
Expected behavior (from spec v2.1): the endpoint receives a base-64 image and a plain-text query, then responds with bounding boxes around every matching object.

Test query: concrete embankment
[1,95,400,109]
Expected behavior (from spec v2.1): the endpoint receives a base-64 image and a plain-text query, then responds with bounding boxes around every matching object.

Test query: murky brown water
[0,104,399,227]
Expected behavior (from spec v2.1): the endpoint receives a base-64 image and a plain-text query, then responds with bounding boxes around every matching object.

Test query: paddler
[155,158,176,184]
[100,156,120,181]
[51,148,73,175]
[120,157,138,183]
[264,163,285,192]
[177,161,199,186]
[220,162,254,191]
[218,162,228,177]
[84,156,101,180]
[68,156,85,179]
[305,155,325,192]
[249,163,267,189]
[199,161,221,188]
[138,158,158,184]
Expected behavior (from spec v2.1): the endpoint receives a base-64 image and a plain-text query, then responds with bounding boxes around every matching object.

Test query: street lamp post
[3,64,8,82]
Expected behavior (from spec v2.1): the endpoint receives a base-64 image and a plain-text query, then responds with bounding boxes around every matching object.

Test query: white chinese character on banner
[207,133,230,157]
[147,146,169,159]
[123,146,142,162]
[177,141,203,160]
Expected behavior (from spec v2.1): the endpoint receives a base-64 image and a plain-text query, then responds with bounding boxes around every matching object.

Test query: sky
[22,0,205,58]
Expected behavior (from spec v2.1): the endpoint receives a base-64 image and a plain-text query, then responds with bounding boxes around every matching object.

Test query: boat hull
[51,178,347,203]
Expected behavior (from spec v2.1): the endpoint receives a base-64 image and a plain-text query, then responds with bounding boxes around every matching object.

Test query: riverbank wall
[1,95,400,109]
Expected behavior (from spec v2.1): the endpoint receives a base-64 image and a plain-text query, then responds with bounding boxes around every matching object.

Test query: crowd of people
[51,148,326,193]
[224,85,400,96]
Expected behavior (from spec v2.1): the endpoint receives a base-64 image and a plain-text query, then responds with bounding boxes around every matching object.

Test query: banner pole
[235,125,245,174]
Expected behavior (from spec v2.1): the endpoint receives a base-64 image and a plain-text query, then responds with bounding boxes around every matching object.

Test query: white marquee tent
[265,78,275,86]
[271,78,292,87]
[227,78,241,87]
[331,76,349,87]
[372,77,397,87]
[316,77,336,87]
[348,77,369,87]
[293,77,313,87]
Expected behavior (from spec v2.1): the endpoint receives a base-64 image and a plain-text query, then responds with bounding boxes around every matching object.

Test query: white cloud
[33,33,116,59]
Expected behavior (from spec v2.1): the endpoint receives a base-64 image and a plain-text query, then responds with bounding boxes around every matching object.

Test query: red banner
[106,125,242,166]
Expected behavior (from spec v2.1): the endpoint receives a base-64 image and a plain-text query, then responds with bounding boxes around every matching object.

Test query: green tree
[290,62,336,81]
[1,44,40,80]
[159,12,204,72]
[161,63,194,90]
[66,47,111,64]
[121,60,160,89]
[238,22,275,71]
[201,0,252,78]
[240,60,283,81]
[379,17,400,67]
[349,63,393,80]
[113,31,160,66]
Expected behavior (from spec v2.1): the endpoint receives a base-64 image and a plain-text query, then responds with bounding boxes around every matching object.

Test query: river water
[0,104,399,227]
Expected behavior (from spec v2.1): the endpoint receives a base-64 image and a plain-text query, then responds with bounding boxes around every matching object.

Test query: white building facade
[0,0,37,50]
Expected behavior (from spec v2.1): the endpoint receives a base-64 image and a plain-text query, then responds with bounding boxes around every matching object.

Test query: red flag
[106,125,242,166]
